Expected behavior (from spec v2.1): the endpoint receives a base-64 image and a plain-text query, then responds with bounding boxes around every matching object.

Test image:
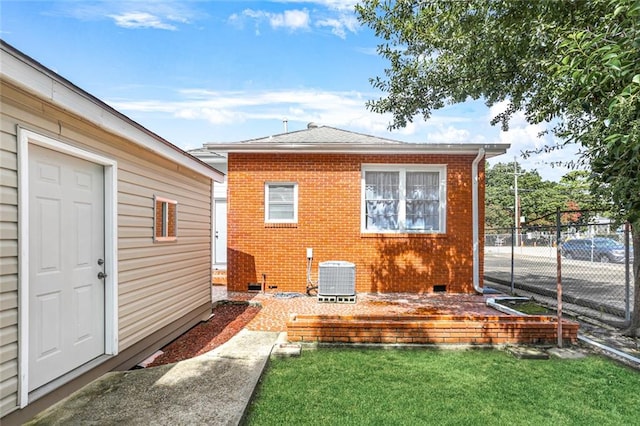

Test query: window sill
[265,223,298,228]
[154,237,178,242]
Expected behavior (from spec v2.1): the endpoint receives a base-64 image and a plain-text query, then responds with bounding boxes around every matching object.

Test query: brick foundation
[287,314,579,345]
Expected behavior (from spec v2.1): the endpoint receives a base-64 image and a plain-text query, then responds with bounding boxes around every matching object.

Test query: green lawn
[244,348,639,425]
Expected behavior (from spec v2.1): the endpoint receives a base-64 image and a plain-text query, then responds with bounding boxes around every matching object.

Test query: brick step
[286,314,579,346]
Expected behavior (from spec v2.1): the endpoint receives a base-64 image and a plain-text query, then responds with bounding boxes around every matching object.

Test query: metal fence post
[556,207,563,348]
[625,222,631,323]
[511,224,515,294]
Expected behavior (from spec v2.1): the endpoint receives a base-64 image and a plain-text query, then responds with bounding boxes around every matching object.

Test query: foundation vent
[318,261,355,296]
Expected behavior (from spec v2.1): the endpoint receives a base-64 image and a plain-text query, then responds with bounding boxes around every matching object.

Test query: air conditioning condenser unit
[318,261,355,296]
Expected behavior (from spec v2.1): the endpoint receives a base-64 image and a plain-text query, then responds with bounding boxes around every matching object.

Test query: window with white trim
[362,165,446,233]
[265,182,298,223]
[154,196,178,242]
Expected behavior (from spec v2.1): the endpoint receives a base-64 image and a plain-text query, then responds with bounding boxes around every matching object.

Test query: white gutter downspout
[472,148,485,293]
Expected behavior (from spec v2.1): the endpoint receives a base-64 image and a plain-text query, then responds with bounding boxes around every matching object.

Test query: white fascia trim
[17,128,119,408]
[1,46,223,183]
[211,143,510,157]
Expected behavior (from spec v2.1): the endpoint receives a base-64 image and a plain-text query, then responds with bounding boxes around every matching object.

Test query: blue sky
[1,0,580,181]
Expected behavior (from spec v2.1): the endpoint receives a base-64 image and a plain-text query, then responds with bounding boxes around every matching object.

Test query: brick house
[202,124,509,295]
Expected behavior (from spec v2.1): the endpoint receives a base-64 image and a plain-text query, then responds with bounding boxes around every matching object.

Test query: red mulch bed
[147,303,261,367]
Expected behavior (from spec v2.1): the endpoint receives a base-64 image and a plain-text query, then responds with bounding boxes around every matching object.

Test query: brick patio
[215,288,579,346]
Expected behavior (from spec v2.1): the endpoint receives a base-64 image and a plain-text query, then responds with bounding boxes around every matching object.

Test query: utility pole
[514,157,520,247]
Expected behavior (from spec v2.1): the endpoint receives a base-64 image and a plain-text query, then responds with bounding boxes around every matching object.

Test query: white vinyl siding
[115,165,212,349]
[265,182,298,223]
[0,112,19,415]
[362,165,446,233]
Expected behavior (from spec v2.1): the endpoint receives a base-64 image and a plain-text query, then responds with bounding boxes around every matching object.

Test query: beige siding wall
[0,80,213,415]
[0,103,19,415]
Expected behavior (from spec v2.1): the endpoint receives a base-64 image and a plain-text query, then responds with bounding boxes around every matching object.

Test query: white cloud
[425,126,486,144]
[108,12,177,30]
[234,4,358,38]
[273,10,310,30]
[227,13,241,26]
[109,87,495,148]
[354,46,378,56]
[115,89,485,143]
[278,0,359,12]
[315,12,358,39]
[489,101,554,151]
[315,10,358,39]
[176,107,245,124]
[56,1,197,30]
[239,8,310,33]
[109,88,400,137]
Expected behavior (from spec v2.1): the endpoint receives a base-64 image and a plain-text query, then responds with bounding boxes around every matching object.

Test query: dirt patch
[147,303,261,367]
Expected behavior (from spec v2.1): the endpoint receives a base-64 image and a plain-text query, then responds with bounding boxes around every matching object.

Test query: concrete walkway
[26,330,281,426]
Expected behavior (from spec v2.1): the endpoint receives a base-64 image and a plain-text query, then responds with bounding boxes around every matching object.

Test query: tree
[557,170,603,223]
[485,162,518,230]
[561,200,582,225]
[484,162,599,230]
[356,0,640,335]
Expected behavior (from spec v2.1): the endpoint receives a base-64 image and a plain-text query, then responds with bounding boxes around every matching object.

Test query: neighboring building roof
[204,123,510,157]
[187,148,227,164]
[1,40,224,183]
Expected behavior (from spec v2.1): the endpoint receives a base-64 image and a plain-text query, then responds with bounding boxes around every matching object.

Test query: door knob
[98,271,108,279]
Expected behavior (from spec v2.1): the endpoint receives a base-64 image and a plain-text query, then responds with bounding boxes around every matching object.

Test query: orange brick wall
[227,153,486,294]
[286,314,579,345]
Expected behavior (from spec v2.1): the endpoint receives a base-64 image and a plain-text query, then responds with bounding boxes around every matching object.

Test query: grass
[244,348,639,426]
[498,300,554,315]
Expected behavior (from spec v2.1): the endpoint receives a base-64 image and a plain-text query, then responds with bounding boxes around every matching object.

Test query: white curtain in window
[268,184,294,220]
[406,172,439,230]
[365,172,399,230]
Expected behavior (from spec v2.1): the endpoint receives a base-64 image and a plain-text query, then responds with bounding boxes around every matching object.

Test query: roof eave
[204,143,510,158]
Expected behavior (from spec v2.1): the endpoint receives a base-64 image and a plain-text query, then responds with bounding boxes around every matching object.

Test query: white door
[29,145,105,391]
[214,199,227,265]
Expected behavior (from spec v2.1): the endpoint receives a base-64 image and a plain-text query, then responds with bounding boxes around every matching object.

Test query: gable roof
[204,124,509,157]
[1,40,224,182]
[231,124,404,145]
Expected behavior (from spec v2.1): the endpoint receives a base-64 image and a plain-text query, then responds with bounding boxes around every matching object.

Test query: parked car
[561,237,633,263]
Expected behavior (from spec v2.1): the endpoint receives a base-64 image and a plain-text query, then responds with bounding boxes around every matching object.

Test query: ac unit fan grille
[318,261,355,296]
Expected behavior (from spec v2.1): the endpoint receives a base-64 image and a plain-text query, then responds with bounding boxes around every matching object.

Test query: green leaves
[357,0,640,224]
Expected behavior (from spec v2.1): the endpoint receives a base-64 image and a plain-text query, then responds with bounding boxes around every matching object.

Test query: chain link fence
[484,213,634,325]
